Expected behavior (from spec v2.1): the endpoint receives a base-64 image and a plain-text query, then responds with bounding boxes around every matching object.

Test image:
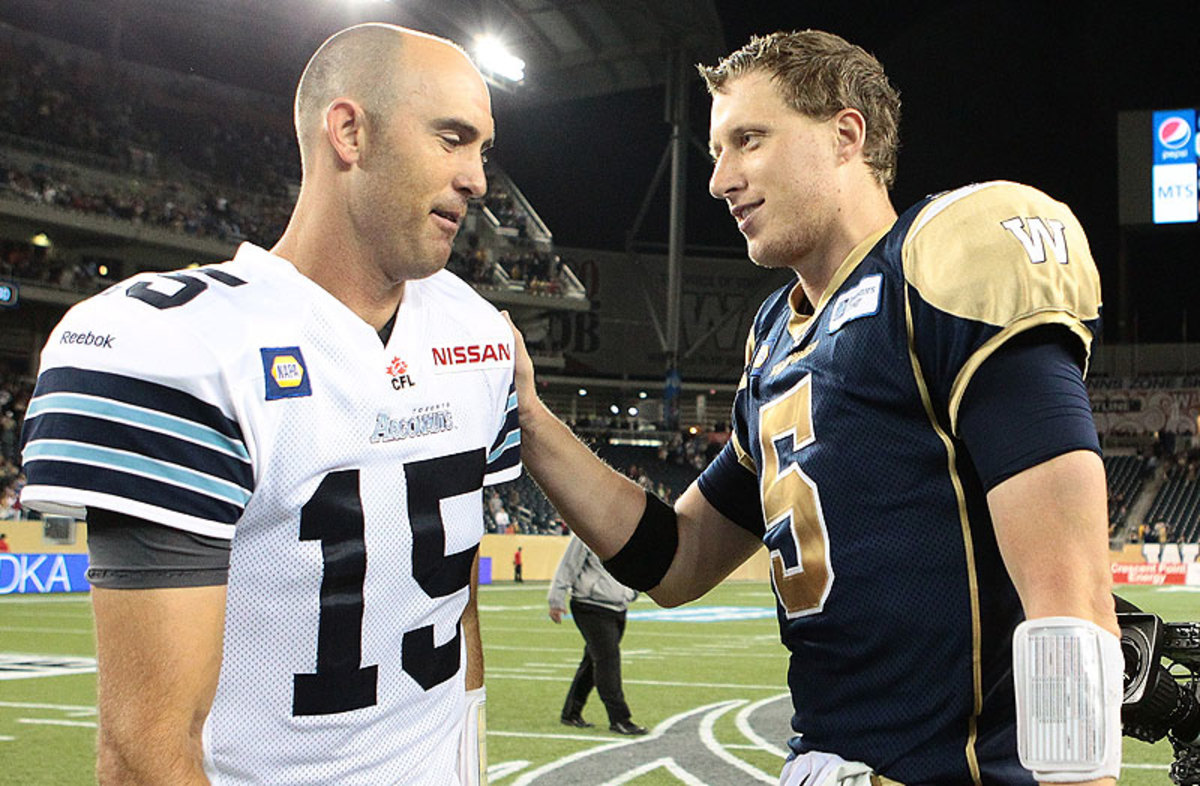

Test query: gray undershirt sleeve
[85,507,231,589]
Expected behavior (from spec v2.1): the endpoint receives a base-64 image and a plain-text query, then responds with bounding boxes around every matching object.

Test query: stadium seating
[1142,458,1200,542]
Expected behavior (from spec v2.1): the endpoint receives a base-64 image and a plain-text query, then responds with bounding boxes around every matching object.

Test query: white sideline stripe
[0,701,95,713]
[698,700,777,783]
[484,673,780,690]
[510,700,738,786]
[735,693,791,758]
[1122,763,1170,770]
[18,718,96,728]
[599,758,708,786]
[0,735,15,741]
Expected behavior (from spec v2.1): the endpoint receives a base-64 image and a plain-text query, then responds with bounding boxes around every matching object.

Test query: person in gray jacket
[548,534,647,735]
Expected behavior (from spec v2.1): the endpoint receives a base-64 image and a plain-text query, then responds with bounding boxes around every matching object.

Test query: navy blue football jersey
[699,182,1102,784]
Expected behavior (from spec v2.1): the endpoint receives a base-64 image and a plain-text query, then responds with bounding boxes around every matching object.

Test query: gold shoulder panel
[730,428,757,473]
[902,181,1103,431]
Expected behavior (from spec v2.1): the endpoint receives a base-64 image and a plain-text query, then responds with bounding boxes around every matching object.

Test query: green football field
[0,582,1187,785]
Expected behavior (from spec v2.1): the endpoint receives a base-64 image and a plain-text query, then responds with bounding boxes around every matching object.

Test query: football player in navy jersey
[509,30,1119,786]
[21,24,517,786]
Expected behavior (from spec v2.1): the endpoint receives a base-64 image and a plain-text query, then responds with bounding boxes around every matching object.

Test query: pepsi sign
[1153,109,1196,165]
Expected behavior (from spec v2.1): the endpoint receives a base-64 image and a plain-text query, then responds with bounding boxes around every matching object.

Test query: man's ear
[833,107,867,166]
[324,98,365,167]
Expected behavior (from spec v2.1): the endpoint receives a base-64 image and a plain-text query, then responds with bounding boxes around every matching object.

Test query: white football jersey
[21,243,521,785]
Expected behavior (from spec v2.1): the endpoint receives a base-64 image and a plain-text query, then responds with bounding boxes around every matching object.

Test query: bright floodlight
[474,35,525,82]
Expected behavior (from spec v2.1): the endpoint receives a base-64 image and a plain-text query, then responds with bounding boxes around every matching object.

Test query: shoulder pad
[902,181,1101,330]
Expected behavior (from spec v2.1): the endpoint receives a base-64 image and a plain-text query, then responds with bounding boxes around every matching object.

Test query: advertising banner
[1112,562,1189,585]
[0,554,90,594]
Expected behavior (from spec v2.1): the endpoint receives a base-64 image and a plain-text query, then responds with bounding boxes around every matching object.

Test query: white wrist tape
[458,686,487,786]
[1013,616,1123,782]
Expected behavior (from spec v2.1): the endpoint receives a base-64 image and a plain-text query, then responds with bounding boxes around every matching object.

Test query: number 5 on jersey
[758,375,834,618]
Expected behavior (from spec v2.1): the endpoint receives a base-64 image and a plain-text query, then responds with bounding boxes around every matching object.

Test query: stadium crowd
[0,370,31,521]
[0,35,582,299]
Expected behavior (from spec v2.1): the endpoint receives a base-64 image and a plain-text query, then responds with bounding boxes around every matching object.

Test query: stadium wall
[551,246,791,380]
[480,533,771,583]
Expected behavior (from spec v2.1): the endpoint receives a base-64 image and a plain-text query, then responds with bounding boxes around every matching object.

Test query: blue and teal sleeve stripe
[20,366,252,528]
[485,381,520,481]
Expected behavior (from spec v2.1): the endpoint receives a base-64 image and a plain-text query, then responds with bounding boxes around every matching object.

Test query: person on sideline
[507,29,1118,786]
[548,534,646,736]
[20,24,518,785]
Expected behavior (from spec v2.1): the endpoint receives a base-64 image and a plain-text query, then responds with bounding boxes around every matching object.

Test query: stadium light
[627,407,638,417]
[609,404,620,415]
[577,388,587,397]
[30,232,51,248]
[474,35,525,83]
[638,391,647,399]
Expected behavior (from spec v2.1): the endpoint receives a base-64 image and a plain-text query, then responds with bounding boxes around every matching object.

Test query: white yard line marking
[0,626,92,635]
[734,693,791,758]
[479,605,548,611]
[0,701,95,713]
[484,673,781,690]
[488,731,624,742]
[486,644,582,653]
[0,596,90,604]
[598,758,708,786]
[17,718,97,728]
[698,700,777,783]
[483,626,777,642]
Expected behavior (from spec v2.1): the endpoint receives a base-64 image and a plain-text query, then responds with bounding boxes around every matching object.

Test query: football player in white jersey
[20,24,516,785]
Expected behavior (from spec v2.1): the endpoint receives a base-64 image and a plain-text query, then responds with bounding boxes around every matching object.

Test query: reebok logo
[60,330,115,348]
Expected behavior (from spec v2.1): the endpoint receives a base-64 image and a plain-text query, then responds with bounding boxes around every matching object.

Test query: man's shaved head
[293,23,469,167]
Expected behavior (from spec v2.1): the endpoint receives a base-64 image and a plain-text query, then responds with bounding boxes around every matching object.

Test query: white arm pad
[458,686,487,786]
[1012,616,1123,782]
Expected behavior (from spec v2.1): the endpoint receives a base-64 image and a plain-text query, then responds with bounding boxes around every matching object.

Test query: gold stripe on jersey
[903,292,986,786]
[731,428,756,473]
[786,225,894,341]
[901,181,1102,434]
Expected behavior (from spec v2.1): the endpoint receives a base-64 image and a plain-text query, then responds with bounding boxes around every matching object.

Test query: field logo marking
[488,761,530,780]
[0,653,97,681]
[698,700,778,783]
[509,700,740,786]
[735,693,792,758]
[599,758,708,786]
